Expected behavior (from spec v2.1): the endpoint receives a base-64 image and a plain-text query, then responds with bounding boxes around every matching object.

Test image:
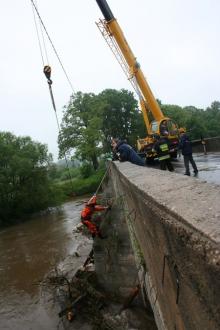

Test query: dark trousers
[183,154,198,174]
[160,159,174,172]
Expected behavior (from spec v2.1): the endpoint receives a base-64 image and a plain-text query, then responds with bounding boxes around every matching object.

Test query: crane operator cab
[137,118,179,161]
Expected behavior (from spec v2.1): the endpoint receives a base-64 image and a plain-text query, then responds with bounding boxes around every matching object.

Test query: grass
[55,168,105,197]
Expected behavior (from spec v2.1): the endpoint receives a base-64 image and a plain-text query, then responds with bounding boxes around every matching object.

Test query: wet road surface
[173,152,220,185]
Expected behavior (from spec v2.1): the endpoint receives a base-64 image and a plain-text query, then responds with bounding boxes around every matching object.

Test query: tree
[99,89,140,150]
[162,103,208,139]
[58,92,103,170]
[58,89,142,167]
[205,101,220,137]
[0,132,63,225]
[59,87,220,169]
[185,111,208,140]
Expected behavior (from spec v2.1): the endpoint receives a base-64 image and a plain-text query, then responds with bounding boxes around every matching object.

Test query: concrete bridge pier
[94,161,220,330]
[93,169,140,299]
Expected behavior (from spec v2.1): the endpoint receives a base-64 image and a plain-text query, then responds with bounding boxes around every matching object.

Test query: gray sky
[1,0,220,161]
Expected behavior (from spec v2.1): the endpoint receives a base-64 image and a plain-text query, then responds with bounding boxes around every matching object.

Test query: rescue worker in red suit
[81,195,110,238]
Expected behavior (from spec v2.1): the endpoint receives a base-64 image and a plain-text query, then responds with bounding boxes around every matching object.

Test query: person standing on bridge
[111,138,145,166]
[179,128,198,176]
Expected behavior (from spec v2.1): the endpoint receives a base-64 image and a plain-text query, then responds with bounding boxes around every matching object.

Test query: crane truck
[95,0,179,160]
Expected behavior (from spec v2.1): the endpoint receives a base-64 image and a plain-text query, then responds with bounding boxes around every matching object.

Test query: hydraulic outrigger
[95,0,179,159]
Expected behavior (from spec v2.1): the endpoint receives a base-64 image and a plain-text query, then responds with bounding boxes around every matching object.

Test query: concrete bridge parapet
[192,136,220,153]
[94,161,220,330]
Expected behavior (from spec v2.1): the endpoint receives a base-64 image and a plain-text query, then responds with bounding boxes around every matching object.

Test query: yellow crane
[95,0,179,160]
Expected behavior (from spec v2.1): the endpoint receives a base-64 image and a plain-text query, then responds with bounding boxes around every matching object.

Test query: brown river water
[0,199,86,330]
[1,154,219,329]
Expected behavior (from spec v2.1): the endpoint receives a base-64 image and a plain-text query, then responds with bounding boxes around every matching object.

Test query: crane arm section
[95,0,165,129]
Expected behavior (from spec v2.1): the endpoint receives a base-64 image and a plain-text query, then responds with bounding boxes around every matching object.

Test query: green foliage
[204,101,220,138]
[80,163,94,178]
[59,89,220,171]
[49,162,82,183]
[0,132,65,226]
[58,89,141,168]
[58,92,103,170]
[161,101,220,140]
[99,89,140,150]
[59,167,81,181]
[57,168,105,197]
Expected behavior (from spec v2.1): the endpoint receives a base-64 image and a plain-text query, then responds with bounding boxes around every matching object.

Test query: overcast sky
[1,0,220,160]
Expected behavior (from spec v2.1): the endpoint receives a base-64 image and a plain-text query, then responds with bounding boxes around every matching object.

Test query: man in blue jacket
[179,128,198,176]
[111,138,145,166]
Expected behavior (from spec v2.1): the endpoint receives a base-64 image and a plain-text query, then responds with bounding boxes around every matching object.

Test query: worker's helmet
[179,127,186,134]
[86,195,97,206]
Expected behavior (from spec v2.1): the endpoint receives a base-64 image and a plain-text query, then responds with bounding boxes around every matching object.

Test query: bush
[0,132,65,226]
[80,163,94,178]
[57,168,105,197]
[59,167,81,181]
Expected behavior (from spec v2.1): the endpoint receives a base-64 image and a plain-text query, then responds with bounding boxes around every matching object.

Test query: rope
[38,6,50,65]
[31,1,44,66]
[45,77,75,194]
[31,1,76,194]
[30,0,75,93]
[94,163,111,195]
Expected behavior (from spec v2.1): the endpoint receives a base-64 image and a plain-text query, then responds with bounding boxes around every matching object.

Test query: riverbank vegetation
[0,132,105,226]
[1,88,220,225]
[0,132,65,226]
[51,162,105,197]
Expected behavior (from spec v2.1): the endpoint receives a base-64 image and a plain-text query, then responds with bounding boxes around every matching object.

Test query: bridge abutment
[95,161,220,330]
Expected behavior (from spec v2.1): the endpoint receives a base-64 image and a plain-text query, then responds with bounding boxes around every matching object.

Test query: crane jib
[95,0,179,154]
[96,0,114,21]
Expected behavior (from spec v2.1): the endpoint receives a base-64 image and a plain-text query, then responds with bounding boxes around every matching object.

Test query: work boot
[184,172,190,176]
[194,170,198,176]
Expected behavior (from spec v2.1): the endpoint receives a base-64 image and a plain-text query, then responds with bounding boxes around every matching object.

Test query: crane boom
[95,0,179,156]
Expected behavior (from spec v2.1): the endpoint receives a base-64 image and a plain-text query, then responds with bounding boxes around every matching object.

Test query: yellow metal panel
[108,19,165,124]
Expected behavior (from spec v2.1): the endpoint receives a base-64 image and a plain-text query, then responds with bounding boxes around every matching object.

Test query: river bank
[0,166,105,229]
[0,197,156,329]
[43,224,156,330]
[0,198,87,329]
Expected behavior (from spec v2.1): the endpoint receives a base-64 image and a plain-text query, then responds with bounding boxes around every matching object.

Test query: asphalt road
[172,152,220,185]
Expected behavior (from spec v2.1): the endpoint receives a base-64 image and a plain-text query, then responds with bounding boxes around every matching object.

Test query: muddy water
[0,199,85,330]
[1,155,219,330]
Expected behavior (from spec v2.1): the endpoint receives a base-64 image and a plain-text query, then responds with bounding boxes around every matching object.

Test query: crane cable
[44,67,75,195]
[30,0,75,194]
[30,0,75,93]
[31,0,45,66]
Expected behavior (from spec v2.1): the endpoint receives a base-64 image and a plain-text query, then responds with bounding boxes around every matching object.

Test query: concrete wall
[94,174,140,299]
[192,136,220,153]
[95,161,220,330]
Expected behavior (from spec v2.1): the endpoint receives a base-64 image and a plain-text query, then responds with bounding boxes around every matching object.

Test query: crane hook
[43,65,52,84]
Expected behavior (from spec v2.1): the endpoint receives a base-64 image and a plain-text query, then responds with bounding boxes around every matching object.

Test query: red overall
[81,195,107,237]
